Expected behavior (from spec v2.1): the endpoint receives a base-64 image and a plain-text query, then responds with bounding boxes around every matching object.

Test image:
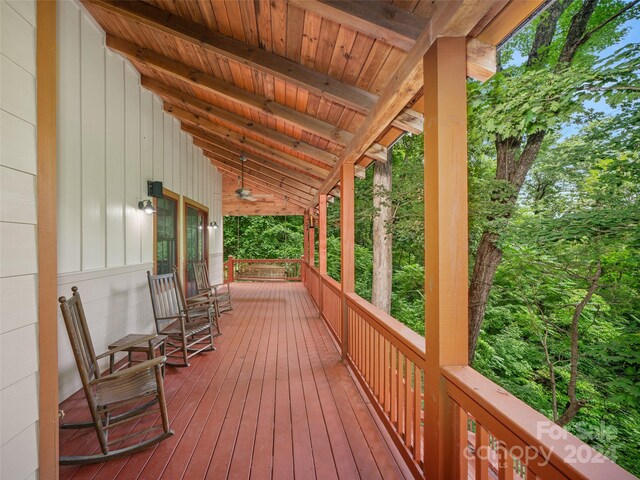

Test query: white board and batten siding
[57,0,223,403]
[0,1,40,479]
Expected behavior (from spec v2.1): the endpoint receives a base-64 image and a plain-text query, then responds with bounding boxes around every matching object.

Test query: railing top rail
[232,258,302,263]
[345,292,425,366]
[320,274,341,294]
[442,365,637,480]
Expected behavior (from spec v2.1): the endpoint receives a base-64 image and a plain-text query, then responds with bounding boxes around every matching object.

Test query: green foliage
[223,215,304,259]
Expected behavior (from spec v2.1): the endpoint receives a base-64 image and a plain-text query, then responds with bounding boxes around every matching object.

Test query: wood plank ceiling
[82,0,541,216]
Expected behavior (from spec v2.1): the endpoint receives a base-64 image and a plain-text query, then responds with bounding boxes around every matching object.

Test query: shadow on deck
[59,282,412,479]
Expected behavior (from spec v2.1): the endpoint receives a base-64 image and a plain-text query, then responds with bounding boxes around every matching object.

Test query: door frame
[183,197,209,296]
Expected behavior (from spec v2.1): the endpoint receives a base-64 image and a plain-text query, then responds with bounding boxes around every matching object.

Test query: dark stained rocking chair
[147,267,219,367]
[194,261,233,314]
[58,287,173,465]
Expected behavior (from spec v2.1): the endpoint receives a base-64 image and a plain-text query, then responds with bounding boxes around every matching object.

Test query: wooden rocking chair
[194,261,232,314]
[58,287,173,465]
[147,268,219,367]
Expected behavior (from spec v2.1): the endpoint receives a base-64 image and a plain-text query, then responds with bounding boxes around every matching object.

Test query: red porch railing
[302,261,636,480]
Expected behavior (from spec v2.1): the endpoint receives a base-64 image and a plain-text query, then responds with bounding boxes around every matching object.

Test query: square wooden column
[308,211,315,266]
[423,37,469,480]
[319,195,327,275]
[340,163,355,358]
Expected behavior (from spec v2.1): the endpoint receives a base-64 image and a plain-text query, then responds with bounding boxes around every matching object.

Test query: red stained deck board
[58,282,411,480]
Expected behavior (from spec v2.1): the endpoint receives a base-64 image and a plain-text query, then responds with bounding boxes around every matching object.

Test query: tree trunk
[467,0,600,363]
[556,262,602,426]
[372,149,393,314]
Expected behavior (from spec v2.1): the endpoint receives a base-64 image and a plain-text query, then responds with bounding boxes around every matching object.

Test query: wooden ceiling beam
[87,0,378,114]
[287,0,500,81]
[142,77,338,168]
[142,77,388,163]
[212,160,311,207]
[200,144,319,197]
[312,0,506,206]
[166,105,331,178]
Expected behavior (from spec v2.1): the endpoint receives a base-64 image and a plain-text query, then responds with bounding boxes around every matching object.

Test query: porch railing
[302,261,636,480]
[224,257,302,282]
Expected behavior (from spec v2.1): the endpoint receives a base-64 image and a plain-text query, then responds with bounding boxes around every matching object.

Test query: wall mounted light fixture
[209,221,218,230]
[138,199,156,215]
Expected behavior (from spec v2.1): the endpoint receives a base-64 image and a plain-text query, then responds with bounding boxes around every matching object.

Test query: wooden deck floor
[59,282,411,480]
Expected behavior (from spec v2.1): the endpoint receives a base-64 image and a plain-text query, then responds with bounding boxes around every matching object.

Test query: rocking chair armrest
[90,356,166,384]
[184,295,214,311]
[211,283,229,293]
[96,334,159,359]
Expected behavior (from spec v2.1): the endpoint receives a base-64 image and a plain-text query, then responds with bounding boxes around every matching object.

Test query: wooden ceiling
[82,0,544,216]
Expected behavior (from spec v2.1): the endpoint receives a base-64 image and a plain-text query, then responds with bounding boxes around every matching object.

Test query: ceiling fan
[233,153,272,202]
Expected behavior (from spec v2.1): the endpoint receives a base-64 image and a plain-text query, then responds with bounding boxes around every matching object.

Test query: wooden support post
[319,195,328,275]
[341,163,355,359]
[37,1,59,476]
[307,209,315,266]
[423,37,470,480]
[227,255,235,283]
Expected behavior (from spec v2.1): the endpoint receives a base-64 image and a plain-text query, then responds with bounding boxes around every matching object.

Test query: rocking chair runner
[147,267,219,367]
[194,261,232,314]
[58,287,173,465]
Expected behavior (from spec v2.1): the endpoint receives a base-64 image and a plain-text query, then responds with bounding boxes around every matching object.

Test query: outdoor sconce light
[138,199,156,215]
[209,222,218,230]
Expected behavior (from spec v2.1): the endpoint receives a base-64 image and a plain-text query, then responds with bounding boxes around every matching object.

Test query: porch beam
[206,156,314,206]
[311,0,503,206]
[167,105,330,178]
[202,146,318,198]
[423,37,469,480]
[308,211,316,266]
[142,76,388,163]
[288,0,497,80]
[87,0,379,114]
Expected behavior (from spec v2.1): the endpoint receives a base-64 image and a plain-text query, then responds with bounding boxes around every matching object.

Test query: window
[155,193,178,275]
[185,202,207,297]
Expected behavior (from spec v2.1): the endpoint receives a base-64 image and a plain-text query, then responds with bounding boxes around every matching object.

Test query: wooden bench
[236,264,287,281]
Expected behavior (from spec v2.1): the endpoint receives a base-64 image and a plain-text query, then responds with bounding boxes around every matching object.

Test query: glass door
[185,204,207,297]
[156,195,178,275]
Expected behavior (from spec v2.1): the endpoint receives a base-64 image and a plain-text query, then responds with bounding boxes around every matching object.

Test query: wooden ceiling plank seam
[312,0,507,205]
[169,105,330,178]
[86,0,379,114]
[255,0,274,52]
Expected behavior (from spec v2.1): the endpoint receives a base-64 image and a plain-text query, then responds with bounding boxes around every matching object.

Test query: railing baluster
[475,422,489,480]
[398,352,405,439]
[451,400,468,479]
[406,360,414,450]
[498,442,514,480]
[414,365,421,462]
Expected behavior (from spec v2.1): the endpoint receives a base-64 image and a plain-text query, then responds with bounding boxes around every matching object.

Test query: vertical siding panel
[172,118,180,190]
[56,0,81,273]
[140,88,154,263]
[105,51,125,267]
[162,112,172,190]
[152,96,163,182]
[80,14,106,270]
[187,137,194,199]
[125,64,141,265]
[180,131,188,195]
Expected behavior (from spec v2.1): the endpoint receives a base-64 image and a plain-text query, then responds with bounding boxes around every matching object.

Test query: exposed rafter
[185,127,323,188]
[87,0,379,114]
[89,0,427,128]
[142,77,388,163]
[287,0,500,80]
[312,0,506,205]
[167,105,331,178]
